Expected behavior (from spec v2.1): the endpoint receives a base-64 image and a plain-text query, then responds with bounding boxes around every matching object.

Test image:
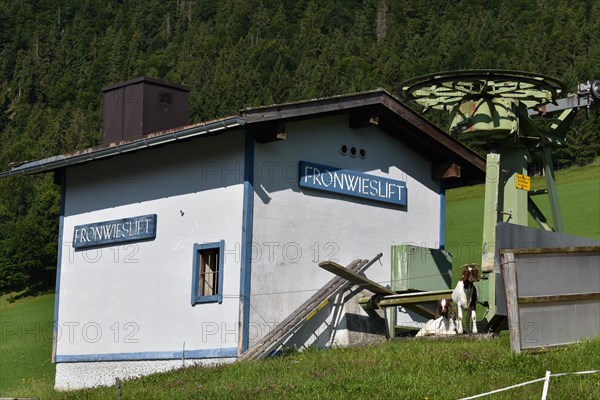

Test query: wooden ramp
[238,253,383,361]
[319,260,395,295]
[320,259,446,320]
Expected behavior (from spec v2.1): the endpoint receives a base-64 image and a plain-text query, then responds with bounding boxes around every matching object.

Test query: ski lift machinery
[398,70,600,332]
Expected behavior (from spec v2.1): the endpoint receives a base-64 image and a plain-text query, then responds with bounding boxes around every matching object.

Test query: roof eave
[1,89,486,187]
[0,116,246,178]
[241,89,486,185]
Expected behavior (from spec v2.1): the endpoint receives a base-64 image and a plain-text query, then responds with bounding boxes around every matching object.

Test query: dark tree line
[1,0,599,294]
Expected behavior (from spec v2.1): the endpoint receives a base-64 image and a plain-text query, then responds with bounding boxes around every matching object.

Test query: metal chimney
[102,77,190,145]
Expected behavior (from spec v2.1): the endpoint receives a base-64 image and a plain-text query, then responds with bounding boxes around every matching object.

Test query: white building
[1,78,485,389]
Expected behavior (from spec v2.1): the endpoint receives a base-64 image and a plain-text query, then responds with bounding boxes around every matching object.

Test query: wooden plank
[239,254,384,361]
[518,292,600,304]
[318,260,395,295]
[378,290,452,320]
[500,252,522,354]
[242,91,383,123]
[404,304,437,320]
[238,258,366,361]
[376,290,454,307]
[500,246,600,255]
[359,296,437,320]
[305,299,329,321]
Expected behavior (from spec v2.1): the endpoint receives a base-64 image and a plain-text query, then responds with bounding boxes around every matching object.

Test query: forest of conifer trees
[1,0,599,294]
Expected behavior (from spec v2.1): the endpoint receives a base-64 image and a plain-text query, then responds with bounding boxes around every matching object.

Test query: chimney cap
[101,76,190,93]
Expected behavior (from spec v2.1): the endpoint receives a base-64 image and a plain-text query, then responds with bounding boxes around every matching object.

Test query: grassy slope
[0,293,55,396]
[32,335,600,399]
[445,158,600,271]
[0,161,598,398]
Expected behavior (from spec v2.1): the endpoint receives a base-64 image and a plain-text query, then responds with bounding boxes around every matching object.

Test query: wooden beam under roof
[348,109,380,129]
[432,162,461,180]
[254,122,286,143]
[241,89,486,188]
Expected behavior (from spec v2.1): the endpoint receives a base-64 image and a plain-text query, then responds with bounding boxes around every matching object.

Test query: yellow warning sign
[515,173,531,191]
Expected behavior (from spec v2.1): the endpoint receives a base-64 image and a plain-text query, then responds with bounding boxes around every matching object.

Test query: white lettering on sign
[72,214,157,249]
[298,161,407,206]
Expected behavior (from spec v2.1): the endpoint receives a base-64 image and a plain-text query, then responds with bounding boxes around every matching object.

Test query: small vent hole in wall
[340,145,366,159]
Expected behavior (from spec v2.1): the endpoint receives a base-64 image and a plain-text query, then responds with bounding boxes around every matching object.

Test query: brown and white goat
[452,263,480,334]
[415,298,456,337]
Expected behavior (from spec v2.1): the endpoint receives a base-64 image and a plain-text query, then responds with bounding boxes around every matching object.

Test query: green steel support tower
[400,70,588,330]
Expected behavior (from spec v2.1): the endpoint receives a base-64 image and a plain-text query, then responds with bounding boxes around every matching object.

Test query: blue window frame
[191,241,224,305]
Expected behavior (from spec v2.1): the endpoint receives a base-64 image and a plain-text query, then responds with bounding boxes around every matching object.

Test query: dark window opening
[199,248,219,297]
[191,241,224,305]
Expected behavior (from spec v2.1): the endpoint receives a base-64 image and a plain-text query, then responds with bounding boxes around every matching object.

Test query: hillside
[2,296,599,398]
[0,293,55,396]
[1,0,600,295]
[445,158,600,270]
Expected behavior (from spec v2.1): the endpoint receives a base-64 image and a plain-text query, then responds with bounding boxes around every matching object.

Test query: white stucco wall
[55,133,245,375]
[53,114,446,388]
[249,115,442,347]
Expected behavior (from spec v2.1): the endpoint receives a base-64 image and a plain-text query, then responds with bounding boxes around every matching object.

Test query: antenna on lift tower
[400,70,599,331]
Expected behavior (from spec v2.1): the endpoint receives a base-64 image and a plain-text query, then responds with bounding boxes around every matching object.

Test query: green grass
[445,158,600,270]
[21,335,600,399]
[1,160,598,398]
[0,292,56,396]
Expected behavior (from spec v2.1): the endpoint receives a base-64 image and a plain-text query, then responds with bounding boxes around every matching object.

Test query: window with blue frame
[191,241,224,305]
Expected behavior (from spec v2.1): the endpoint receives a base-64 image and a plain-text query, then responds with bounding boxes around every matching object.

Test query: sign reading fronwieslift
[72,214,157,249]
[299,161,407,206]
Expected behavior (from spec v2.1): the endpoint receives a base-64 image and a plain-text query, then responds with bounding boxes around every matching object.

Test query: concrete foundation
[55,357,236,390]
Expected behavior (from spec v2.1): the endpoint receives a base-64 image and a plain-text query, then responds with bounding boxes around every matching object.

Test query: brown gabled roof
[1,88,484,187]
[241,88,485,187]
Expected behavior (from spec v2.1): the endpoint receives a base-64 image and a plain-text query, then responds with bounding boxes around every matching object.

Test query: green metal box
[391,245,453,292]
